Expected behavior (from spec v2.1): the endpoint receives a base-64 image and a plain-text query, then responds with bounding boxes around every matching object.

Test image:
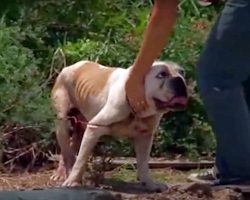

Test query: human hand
[125,72,149,115]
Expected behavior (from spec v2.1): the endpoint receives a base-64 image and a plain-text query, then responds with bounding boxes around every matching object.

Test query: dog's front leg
[62,96,129,187]
[62,125,108,187]
[134,134,168,192]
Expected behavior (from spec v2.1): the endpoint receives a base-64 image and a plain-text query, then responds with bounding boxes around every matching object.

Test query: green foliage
[0,0,224,160]
[0,20,53,138]
[63,39,134,67]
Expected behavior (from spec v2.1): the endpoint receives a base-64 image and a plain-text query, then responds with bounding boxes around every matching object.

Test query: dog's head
[144,61,188,114]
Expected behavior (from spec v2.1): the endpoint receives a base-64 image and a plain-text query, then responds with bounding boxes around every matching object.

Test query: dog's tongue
[170,96,187,107]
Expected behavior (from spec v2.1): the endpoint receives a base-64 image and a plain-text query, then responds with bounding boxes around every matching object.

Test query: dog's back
[52,60,119,120]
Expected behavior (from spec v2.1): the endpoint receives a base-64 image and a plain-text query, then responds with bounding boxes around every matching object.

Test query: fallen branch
[51,155,214,170]
[3,125,41,137]
[110,157,214,170]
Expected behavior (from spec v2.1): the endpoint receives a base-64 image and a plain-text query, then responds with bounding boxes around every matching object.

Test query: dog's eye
[156,71,168,79]
[178,69,185,76]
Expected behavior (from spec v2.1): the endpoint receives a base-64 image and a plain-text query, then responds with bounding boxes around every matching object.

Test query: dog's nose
[169,77,187,97]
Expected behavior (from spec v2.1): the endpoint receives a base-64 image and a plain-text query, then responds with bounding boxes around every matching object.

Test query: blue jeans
[197,0,250,182]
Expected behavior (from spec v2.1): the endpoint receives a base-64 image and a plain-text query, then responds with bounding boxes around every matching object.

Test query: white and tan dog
[51,60,188,192]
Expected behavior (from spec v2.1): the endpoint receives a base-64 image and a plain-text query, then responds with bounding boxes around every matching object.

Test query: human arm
[125,0,179,114]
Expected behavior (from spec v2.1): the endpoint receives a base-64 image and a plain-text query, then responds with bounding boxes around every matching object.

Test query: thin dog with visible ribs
[51,60,188,192]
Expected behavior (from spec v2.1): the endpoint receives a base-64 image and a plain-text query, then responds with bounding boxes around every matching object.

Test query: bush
[63,39,134,67]
[0,20,53,138]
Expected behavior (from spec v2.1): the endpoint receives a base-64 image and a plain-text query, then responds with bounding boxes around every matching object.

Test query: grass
[107,165,209,184]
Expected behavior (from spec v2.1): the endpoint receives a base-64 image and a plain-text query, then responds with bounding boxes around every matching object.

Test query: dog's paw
[142,181,168,193]
[62,176,81,187]
[50,167,66,181]
[50,173,66,181]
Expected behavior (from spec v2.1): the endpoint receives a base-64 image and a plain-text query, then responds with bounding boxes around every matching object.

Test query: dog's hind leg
[50,86,76,181]
[68,108,86,155]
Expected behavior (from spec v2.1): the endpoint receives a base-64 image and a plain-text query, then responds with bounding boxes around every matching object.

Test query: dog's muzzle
[154,76,188,110]
[168,76,188,110]
[153,96,187,110]
[170,77,187,97]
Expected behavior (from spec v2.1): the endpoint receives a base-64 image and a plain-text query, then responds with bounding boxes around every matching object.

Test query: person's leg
[196,0,250,183]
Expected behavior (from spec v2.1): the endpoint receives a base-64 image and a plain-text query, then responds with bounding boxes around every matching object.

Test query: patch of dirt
[0,167,59,191]
[0,168,245,200]
[122,186,243,200]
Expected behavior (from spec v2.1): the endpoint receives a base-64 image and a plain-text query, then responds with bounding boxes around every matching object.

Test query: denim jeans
[197,0,250,182]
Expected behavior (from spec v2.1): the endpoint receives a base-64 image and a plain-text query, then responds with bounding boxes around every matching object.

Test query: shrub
[0,20,53,138]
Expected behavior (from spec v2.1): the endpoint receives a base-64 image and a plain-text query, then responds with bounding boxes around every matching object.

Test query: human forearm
[131,0,178,76]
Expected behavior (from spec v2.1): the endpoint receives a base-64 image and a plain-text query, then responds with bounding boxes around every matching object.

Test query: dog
[50,60,188,192]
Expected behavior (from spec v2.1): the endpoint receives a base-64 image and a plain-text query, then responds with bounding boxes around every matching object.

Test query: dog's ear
[171,62,185,77]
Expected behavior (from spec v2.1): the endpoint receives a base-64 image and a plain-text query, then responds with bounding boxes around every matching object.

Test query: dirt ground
[0,165,247,200]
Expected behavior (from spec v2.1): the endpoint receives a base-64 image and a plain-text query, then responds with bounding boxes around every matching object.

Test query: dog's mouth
[153,96,187,110]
